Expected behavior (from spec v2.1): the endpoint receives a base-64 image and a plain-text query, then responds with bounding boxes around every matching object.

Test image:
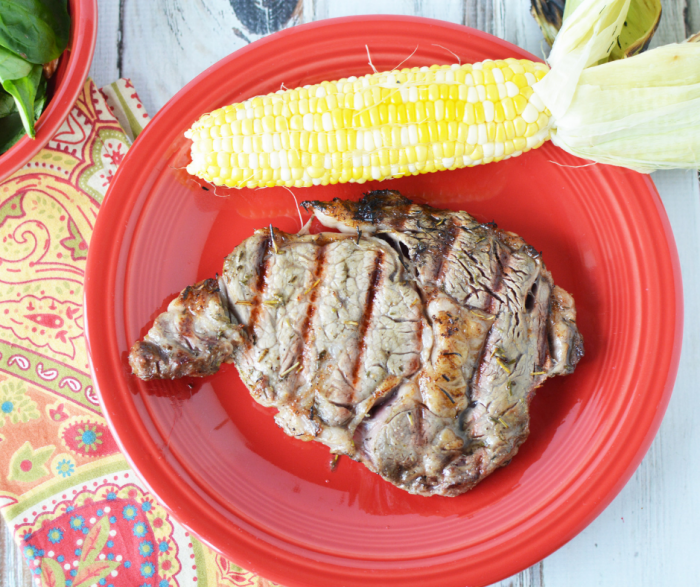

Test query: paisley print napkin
[0,79,278,587]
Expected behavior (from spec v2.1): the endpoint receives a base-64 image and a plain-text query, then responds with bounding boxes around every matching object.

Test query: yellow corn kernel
[495,124,506,144]
[405,146,417,164]
[443,141,455,158]
[261,115,274,133]
[418,123,430,144]
[486,84,499,102]
[513,137,527,151]
[425,101,435,123]
[435,100,445,121]
[520,86,534,99]
[513,95,528,115]
[487,122,496,141]
[524,123,539,138]
[447,121,458,140]
[502,98,516,121]
[504,120,515,140]
[494,102,505,123]
[463,103,475,125]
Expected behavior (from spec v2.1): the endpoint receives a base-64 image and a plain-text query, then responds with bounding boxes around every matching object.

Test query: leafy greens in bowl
[0,0,71,154]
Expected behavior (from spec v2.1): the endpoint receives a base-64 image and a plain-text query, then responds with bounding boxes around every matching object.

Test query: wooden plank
[0,519,32,587]
[87,0,121,87]
[686,0,700,38]
[650,0,689,45]
[118,0,267,114]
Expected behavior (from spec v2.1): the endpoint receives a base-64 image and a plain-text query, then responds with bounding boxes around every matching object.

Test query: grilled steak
[129,191,583,496]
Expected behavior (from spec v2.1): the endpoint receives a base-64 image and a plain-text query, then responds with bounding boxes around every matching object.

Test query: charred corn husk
[185,59,552,188]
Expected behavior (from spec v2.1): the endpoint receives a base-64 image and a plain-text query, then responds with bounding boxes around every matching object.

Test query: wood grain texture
[686,0,700,37]
[1,1,695,586]
[1,519,32,587]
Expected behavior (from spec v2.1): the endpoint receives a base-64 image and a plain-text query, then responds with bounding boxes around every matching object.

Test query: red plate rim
[84,15,683,587]
[0,0,98,182]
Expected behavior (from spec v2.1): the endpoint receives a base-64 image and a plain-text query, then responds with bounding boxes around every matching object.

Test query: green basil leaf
[0,88,15,117]
[0,45,31,81]
[0,0,70,64]
[33,72,47,119]
[2,63,41,137]
[0,108,26,153]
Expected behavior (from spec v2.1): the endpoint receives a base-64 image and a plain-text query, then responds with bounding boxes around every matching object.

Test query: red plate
[84,16,682,587]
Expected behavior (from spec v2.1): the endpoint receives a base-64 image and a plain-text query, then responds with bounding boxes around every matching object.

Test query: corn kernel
[446,121,457,141]
[513,95,528,115]
[317,133,328,153]
[494,102,505,123]
[495,123,505,143]
[487,122,496,141]
[435,100,445,121]
[343,109,354,127]
[504,120,515,140]
[524,123,539,138]
[483,101,495,122]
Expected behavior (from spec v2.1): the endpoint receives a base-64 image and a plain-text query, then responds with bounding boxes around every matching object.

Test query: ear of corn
[186,0,699,187]
[185,59,552,189]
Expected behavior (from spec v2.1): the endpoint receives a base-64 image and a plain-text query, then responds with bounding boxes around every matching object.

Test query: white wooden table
[3,1,699,585]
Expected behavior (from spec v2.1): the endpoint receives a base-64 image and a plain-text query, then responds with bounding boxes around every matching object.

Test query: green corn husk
[535,0,700,172]
[531,0,662,61]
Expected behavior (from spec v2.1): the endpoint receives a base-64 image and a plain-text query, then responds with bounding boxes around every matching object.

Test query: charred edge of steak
[128,278,239,380]
[544,286,585,376]
[302,190,425,231]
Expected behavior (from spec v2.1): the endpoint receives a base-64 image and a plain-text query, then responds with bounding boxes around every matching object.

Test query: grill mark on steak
[351,250,384,386]
[435,221,458,284]
[247,237,272,340]
[300,245,327,374]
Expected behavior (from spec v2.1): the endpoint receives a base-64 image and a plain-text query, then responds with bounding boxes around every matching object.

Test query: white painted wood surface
[3,1,699,585]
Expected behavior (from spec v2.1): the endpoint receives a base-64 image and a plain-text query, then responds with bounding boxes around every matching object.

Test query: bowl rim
[0,0,98,182]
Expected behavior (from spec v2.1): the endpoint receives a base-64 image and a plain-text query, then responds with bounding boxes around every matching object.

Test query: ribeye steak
[129,191,583,496]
